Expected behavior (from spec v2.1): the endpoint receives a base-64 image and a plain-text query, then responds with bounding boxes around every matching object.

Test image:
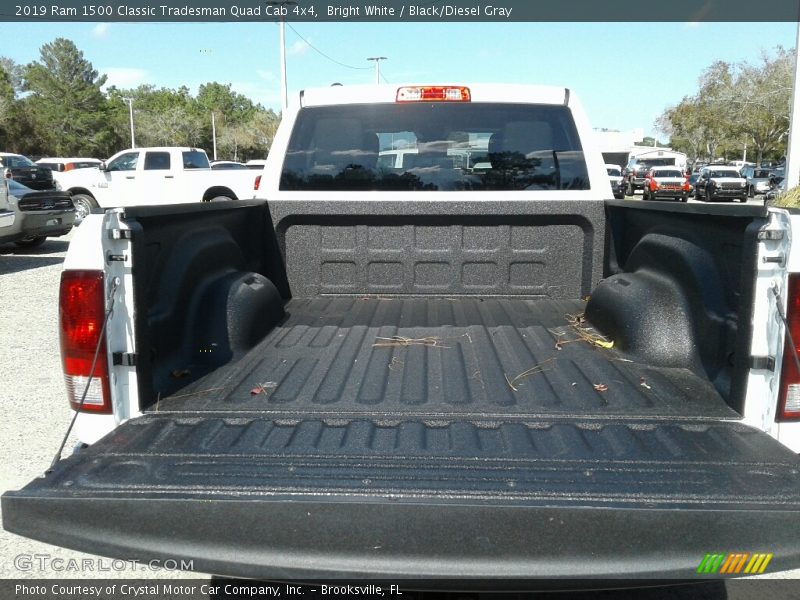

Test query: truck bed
[7,199,800,580]
[158,296,736,421]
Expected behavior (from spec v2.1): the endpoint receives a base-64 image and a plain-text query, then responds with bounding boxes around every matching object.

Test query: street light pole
[211,112,217,160]
[367,56,387,84]
[268,1,296,111]
[127,98,135,149]
[279,19,287,110]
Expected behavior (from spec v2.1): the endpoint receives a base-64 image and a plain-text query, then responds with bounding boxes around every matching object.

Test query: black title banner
[2,0,800,22]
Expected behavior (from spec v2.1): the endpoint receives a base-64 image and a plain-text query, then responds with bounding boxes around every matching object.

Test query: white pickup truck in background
[57,147,258,223]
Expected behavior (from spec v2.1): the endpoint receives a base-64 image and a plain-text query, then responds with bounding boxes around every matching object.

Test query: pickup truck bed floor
[158,297,737,421]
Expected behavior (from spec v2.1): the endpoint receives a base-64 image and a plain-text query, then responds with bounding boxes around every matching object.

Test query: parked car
[0,152,55,191]
[694,166,747,202]
[741,168,773,197]
[766,175,787,202]
[210,160,247,170]
[642,166,691,202]
[0,178,75,247]
[604,163,626,199]
[623,156,684,196]
[0,174,13,234]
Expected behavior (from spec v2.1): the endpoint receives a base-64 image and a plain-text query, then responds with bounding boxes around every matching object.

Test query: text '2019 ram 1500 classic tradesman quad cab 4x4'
[4,84,800,580]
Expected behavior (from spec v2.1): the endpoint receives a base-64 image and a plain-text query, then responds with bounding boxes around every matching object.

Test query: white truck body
[58,147,258,218]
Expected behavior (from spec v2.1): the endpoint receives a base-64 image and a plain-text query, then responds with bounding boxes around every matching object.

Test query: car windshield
[653,170,683,178]
[753,170,771,178]
[606,167,620,176]
[281,103,589,192]
[710,170,740,178]
[1,155,36,168]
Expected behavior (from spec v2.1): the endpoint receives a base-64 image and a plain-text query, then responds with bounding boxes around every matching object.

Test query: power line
[285,24,371,70]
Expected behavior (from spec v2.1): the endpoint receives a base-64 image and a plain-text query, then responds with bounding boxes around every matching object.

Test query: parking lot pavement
[0,230,796,584]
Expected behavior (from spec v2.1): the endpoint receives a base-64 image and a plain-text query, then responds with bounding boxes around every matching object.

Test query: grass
[772,186,800,209]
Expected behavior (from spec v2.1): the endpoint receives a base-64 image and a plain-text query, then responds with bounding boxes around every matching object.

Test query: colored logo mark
[696,552,773,575]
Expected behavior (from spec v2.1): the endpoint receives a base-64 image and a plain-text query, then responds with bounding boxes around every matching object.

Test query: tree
[0,57,24,96]
[0,64,37,153]
[110,84,203,147]
[728,48,792,166]
[216,109,280,160]
[658,49,791,166]
[22,38,113,156]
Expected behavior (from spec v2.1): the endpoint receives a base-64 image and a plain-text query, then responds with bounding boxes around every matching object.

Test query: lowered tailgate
[4,413,800,579]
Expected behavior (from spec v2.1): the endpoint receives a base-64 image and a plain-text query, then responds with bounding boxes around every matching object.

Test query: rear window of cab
[280,103,589,192]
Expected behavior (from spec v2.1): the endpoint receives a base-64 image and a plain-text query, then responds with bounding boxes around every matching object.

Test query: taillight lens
[254,175,261,191]
[778,274,800,420]
[64,163,74,171]
[59,270,112,413]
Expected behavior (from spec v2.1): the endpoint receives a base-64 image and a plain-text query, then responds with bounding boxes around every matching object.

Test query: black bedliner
[159,297,736,421]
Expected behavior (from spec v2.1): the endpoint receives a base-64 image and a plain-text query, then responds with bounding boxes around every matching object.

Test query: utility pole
[367,56,387,84]
[211,112,217,160]
[785,20,800,192]
[127,98,135,149]
[268,1,296,111]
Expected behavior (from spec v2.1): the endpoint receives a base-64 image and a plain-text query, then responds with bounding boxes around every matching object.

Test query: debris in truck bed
[373,336,449,348]
[250,382,277,395]
[504,358,556,392]
[640,377,652,390]
[593,383,609,392]
[551,313,614,350]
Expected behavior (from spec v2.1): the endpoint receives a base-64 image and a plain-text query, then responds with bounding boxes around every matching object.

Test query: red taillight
[64,162,74,171]
[683,177,691,191]
[396,86,471,102]
[778,274,800,420]
[59,270,112,413]
[254,175,262,191]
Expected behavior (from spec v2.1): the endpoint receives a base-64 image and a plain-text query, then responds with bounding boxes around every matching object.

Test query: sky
[0,21,796,139]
